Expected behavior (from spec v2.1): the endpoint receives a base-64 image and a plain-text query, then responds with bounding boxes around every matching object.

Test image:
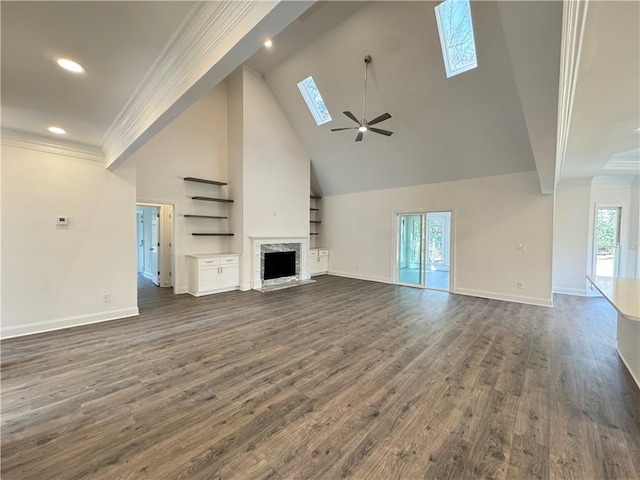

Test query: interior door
[136,211,144,273]
[150,207,160,286]
[398,214,424,285]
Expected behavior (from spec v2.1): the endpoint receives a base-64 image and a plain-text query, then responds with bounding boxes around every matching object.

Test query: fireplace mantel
[250,236,310,290]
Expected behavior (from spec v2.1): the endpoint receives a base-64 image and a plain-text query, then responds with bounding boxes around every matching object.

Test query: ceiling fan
[331,55,393,142]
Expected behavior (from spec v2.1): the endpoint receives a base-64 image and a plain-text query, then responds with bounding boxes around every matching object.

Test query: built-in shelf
[184,215,228,219]
[184,177,228,186]
[310,208,319,211]
[310,195,322,200]
[310,220,322,224]
[192,233,235,236]
[310,233,320,236]
[192,196,234,203]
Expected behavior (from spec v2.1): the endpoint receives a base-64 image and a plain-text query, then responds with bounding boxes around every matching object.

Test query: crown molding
[591,175,638,186]
[101,0,262,167]
[1,128,104,163]
[555,0,590,182]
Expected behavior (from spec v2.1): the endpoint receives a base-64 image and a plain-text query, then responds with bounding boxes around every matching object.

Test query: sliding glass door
[397,211,451,291]
[398,214,424,285]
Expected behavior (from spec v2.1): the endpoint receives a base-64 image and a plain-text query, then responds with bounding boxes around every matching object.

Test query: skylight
[297,76,332,126]
[434,0,478,78]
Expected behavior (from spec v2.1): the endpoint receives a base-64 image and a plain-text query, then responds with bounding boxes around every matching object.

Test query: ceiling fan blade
[331,127,359,131]
[343,111,360,124]
[367,112,391,126]
[369,127,393,136]
[355,131,364,142]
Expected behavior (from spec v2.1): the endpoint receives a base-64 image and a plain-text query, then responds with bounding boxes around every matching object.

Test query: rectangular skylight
[297,76,332,125]
[434,0,478,78]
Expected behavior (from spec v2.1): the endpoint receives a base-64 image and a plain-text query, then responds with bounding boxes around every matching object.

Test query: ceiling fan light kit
[331,55,393,142]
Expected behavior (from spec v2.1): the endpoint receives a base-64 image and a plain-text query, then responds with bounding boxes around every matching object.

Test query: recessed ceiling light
[48,126,66,135]
[264,39,273,48]
[56,58,86,73]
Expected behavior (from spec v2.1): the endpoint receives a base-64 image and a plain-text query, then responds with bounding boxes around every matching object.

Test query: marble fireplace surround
[250,236,310,290]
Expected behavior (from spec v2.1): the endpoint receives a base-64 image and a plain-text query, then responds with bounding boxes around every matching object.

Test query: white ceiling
[1,1,193,145]
[561,0,640,180]
[3,0,636,194]
[258,1,560,196]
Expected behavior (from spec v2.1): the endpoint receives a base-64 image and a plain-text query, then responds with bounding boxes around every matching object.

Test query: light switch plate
[56,216,69,226]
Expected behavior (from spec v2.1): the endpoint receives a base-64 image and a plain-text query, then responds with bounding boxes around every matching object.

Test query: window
[297,76,332,125]
[434,0,478,78]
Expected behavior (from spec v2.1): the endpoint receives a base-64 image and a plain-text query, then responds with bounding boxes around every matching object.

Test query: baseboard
[553,286,587,296]
[617,347,640,391]
[1,307,140,339]
[239,283,251,292]
[454,288,553,307]
[177,287,189,295]
[553,286,602,297]
[327,270,393,284]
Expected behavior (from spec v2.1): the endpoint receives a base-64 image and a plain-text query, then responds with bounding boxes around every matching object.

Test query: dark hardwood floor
[2,276,639,479]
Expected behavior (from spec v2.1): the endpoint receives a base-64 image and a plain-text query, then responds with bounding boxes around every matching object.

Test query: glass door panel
[425,212,451,290]
[594,207,621,277]
[398,214,424,285]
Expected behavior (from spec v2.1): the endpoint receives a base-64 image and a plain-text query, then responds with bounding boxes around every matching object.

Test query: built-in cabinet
[186,253,240,296]
[308,248,329,276]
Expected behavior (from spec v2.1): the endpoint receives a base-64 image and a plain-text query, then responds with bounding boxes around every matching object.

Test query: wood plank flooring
[2,275,639,479]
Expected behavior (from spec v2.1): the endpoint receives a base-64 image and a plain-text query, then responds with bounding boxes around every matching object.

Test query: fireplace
[264,251,296,280]
[250,236,311,290]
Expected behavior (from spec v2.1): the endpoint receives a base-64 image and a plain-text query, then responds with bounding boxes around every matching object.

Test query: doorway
[593,206,621,277]
[396,211,452,291]
[136,203,175,289]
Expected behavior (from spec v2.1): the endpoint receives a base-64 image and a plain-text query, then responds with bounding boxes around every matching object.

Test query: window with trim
[434,0,478,78]
[297,76,332,125]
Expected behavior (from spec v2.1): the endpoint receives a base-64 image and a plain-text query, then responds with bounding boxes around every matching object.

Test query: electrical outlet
[516,243,525,251]
[517,282,525,289]
[102,293,111,303]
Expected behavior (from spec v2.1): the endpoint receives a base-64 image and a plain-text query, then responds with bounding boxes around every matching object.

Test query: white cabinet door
[199,267,220,291]
[219,264,239,288]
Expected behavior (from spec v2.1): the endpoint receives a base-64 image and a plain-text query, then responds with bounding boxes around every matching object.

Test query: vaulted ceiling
[250,1,562,196]
[2,1,637,194]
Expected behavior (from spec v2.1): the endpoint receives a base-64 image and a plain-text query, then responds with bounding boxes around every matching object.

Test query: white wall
[552,183,591,295]
[233,68,311,289]
[324,171,554,306]
[1,144,138,338]
[553,179,639,296]
[631,182,640,277]
[133,86,229,293]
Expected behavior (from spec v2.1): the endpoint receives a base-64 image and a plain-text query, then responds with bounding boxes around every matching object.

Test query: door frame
[591,203,624,277]
[391,208,456,292]
[137,200,177,294]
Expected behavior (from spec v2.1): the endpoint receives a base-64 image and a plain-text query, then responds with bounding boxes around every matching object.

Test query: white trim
[617,347,640,391]
[591,176,639,186]
[553,286,590,296]
[188,286,238,297]
[1,128,104,163]
[101,1,262,166]
[555,0,589,182]
[0,308,139,339]
[454,287,553,307]
[327,271,393,285]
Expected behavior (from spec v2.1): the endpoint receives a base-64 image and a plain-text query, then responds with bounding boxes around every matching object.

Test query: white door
[136,211,144,273]
[150,207,160,286]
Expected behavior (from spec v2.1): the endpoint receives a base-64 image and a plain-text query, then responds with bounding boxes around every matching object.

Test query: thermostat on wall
[56,216,69,226]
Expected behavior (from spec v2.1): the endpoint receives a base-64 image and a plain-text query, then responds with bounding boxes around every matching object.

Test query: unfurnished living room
[1,1,639,479]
